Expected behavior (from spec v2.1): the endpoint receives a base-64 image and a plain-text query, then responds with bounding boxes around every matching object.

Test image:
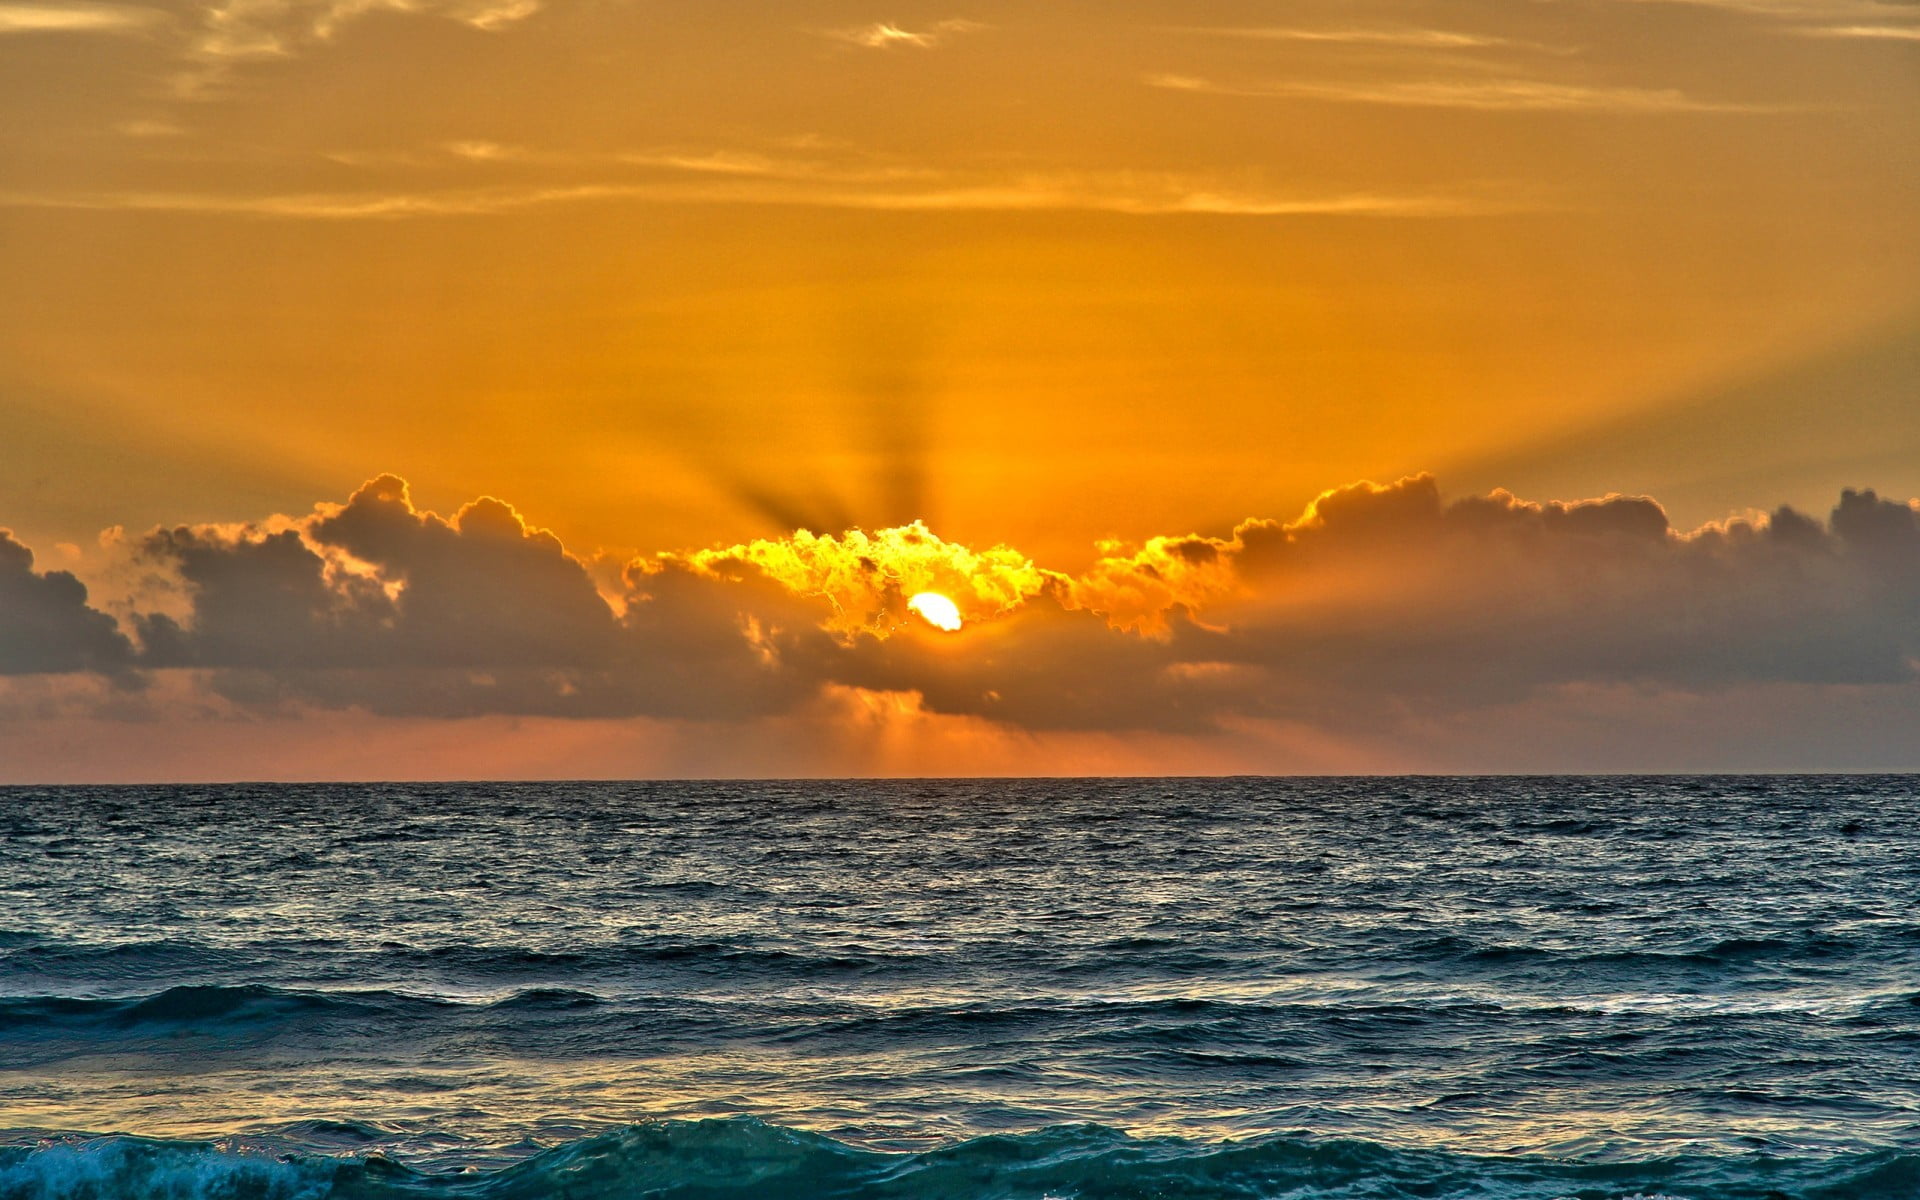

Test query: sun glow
[907,591,963,632]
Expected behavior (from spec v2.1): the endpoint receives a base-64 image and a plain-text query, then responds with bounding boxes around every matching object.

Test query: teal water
[0,777,1915,1198]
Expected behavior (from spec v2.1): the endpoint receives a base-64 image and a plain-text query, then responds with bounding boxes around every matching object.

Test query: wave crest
[2,1118,1914,1200]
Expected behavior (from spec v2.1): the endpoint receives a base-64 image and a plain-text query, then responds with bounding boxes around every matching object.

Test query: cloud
[0,169,1519,221]
[0,529,135,676]
[0,133,1529,223]
[0,2,162,33]
[125,475,830,719]
[1169,26,1524,50]
[1086,477,1920,706]
[1608,0,1916,16]
[188,0,539,57]
[823,18,983,50]
[1594,0,1920,40]
[459,0,534,32]
[1793,22,1920,36]
[677,522,1055,640]
[170,0,540,96]
[1145,73,1787,113]
[718,474,1920,731]
[8,472,1919,758]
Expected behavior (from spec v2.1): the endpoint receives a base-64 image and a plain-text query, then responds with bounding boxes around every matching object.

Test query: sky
[1,0,1917,779]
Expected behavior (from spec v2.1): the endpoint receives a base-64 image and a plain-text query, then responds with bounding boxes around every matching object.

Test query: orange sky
[1,0,1917,777]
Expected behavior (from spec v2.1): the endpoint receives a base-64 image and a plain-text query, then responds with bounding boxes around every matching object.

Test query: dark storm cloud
[0,529,134,675]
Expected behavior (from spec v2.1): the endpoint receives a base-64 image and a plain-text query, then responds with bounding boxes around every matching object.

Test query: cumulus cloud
[1166,477,1920,707]
[125,475,830,719]
[6,473,1919,747]
[678,521,1054,640]
[132,478,616,715]
[0,529,134,676]
[764,476,1919,732]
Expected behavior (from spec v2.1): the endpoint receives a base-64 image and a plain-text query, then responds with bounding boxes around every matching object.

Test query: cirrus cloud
[823,18,984,50]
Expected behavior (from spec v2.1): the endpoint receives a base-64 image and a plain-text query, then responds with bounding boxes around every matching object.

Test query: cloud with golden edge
[4,472,1920,753]
[1067,533,1244,636]
[671,521,1059,641]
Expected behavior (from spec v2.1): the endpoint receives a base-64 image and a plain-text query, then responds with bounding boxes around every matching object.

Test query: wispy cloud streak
[1171,25,1523,49]
[0,164,1525,221]
[1609,0,1915,16]
[172,0,540,96]
[0,2,162,33]
[1792,22,1920,37]
[1147,72,1792,113]
[823,18,983,49]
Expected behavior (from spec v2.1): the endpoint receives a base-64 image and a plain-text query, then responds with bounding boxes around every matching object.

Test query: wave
[0,937,930,985]
[1395,931,1892,969]
[7,925,1916,1014]
[4,981,1912,1044]
[0,1118,1913,1200]
[0,985,451,1029]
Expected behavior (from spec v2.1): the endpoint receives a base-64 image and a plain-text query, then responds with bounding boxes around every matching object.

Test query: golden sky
[1,0,1917,777]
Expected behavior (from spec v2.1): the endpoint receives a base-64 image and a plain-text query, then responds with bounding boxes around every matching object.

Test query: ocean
[0,776,1914,1199]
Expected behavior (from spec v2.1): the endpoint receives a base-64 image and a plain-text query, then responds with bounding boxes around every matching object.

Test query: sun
[907,591,963,632]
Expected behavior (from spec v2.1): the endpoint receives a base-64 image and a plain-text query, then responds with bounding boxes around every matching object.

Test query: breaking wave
[3,1119,1915,1200]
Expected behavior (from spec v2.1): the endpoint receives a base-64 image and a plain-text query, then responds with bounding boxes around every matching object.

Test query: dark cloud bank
[3,474,1917,747]
[0,532,134,677]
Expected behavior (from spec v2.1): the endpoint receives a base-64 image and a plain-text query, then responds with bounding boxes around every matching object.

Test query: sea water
[0,777,1915,1198]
